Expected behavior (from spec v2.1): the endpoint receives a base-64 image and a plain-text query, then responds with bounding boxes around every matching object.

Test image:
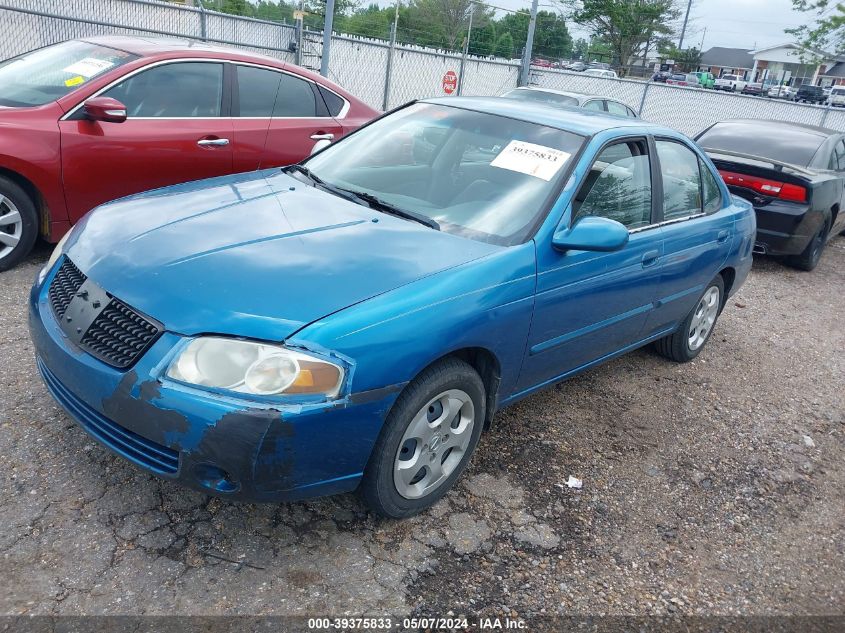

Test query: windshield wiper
[285,165,369,204]
[342,189,440,230]
[285,165,439,230]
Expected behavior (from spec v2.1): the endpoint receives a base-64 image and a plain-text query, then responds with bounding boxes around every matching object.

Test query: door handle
[197,138,230,147]
[310,133,335,141]
[717,229,730,243]
[641,249,660,267]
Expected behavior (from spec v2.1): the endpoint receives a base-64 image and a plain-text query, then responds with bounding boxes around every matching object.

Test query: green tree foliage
[569,0,679,75]
[787,0,845,59]
[660,44,701,71]
[494,32,515,58]
[197,0,571,60]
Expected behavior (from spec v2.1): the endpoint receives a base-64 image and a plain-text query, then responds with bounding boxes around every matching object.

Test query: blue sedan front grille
[37,358,179,475]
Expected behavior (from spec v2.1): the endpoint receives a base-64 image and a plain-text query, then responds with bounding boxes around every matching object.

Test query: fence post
[382,22,397,111]
[198,4,207,41]
[320,0,335,77]
[457,3,474,96]
[638,80,650,117]
[518,0,538,86]
[294,17,303,66]
[820,97,833,127]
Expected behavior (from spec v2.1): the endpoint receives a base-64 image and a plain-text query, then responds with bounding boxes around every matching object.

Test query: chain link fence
[2,0,845,136]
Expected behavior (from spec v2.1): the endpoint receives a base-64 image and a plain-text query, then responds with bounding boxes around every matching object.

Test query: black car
[696,119,845,270]
[794,84,826,104]
[652,71,670,82]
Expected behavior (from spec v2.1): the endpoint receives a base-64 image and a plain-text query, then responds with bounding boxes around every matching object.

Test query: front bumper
[29,264,400,502]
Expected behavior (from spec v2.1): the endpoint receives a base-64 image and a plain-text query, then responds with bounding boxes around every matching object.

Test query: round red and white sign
[442,70,458,94]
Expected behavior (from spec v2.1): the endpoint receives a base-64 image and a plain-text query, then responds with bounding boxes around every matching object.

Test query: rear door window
[237,65,281,117]
[656,140,702,220]
[583,99,605,112]
[273,73,317,117]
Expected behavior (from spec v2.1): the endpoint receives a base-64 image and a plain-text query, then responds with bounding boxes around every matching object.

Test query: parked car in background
[30,97,754,517]
[793,84,826,103]
[565,61,588,72]
[768,84,794,99]
[499,87,637,117]
[666,73,700,87]
[697,119,845,270]
[828,85,845,106]
[531,58,553,68]
[587,62,612,70]
[692,71,715,88]
[651,70,670,82]
[741,82,764,96]
[583,68,618,78]
[0,36,379,271]
[714,74,747,92]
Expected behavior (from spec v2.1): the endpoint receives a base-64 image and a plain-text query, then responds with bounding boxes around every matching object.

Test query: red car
[0,36,379,270]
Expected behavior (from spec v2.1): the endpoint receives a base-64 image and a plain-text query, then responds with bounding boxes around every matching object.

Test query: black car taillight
[718,170,808,203]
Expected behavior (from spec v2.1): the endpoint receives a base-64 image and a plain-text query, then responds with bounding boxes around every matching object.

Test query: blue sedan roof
[423,96,661,137]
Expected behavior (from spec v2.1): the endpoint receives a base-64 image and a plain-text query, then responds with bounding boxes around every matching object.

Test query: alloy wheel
[688,286,721,351]
[0,195,23,262]
[393,389,475,500]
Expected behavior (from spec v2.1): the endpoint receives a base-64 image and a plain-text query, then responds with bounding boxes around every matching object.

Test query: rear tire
[0,176,38,272]
[788,216,830,271]
[654,275,725,363]
[359,358,485,519]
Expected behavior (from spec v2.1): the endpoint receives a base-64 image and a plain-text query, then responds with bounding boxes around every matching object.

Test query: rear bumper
[28,262,400,502]
[751,202,825,257]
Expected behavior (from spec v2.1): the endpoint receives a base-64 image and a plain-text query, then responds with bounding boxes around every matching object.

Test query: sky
[478,0,812,52]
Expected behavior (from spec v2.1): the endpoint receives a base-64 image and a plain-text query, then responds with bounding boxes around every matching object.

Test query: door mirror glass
[553,216,629,252]
[82,96,127,123]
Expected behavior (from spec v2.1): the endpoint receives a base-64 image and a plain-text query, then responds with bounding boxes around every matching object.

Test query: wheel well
[0,167,48,237]
[423,347,502,430]
[718,267,736,307]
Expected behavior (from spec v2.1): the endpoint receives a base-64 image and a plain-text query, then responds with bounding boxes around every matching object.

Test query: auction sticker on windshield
[491,140,571,181]
[62,58,115,78]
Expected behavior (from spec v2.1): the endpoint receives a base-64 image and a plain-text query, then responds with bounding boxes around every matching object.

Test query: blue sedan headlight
[166,337,344,398]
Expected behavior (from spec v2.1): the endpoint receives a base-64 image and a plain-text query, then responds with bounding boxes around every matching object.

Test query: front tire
[654,275,725,363]
[359,358,485,519]
[788,216,830,271]
[0,176,38,272]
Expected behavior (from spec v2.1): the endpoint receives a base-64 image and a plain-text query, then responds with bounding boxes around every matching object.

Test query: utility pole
[678,0,692,49]
[320,0,335,77]
[519,0,539,86]
[458,2,474,96]
[699,26,706,51]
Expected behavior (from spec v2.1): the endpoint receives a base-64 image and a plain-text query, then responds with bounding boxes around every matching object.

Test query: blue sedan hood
[67,170,499,341]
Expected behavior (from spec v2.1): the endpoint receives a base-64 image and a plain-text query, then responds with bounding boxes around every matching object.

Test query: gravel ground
[1,238,843,622]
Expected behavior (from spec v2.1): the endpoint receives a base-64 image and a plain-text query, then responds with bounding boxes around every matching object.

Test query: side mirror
[552,216,630,252]
[82,97,128,123]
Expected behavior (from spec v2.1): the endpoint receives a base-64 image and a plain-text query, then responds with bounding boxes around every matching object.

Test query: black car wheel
[0,175,38,272]
[359,357,485,518]
[654,275,725,363]
[788,216,831,271]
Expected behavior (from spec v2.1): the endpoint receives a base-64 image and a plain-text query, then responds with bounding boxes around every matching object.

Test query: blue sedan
[29,98,755,518]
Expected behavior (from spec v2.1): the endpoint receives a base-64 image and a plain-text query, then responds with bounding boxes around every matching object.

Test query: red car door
[247,67,343,169]
[59,61,233,222]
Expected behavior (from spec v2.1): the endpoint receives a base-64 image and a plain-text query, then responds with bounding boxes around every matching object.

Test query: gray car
[499,87,638,118]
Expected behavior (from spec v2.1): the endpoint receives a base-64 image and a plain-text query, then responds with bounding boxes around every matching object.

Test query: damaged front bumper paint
[29,275,401,502]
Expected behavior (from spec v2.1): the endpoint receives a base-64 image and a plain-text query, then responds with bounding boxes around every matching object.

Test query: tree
[471,22,497,56]
[660,44,701,71]
[787,0,845,59]
[569,0,679,75]
[494,32,514,59]
[410,0,475,50]
[533,11,573,59]
[572,37,590,59]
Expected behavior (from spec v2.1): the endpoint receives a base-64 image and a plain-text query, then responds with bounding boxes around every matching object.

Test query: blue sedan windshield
[304,103,585,245]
